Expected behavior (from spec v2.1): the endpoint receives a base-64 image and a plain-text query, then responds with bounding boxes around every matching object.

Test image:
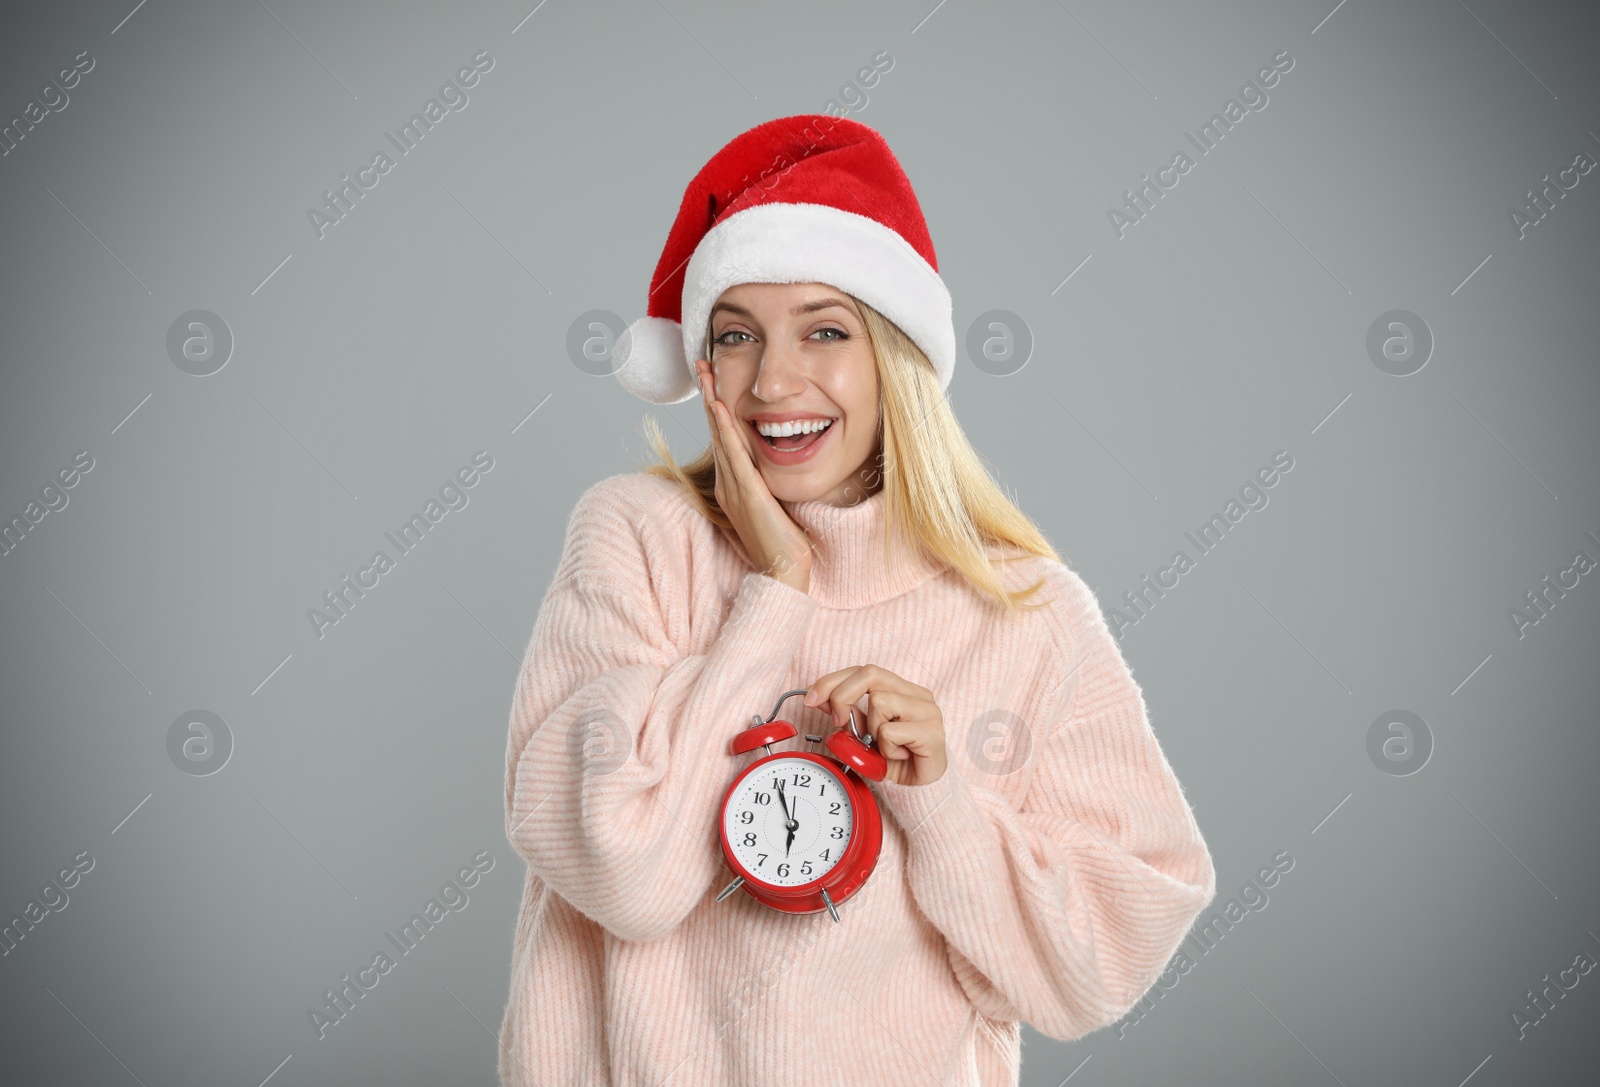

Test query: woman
[499,114,1215,1087]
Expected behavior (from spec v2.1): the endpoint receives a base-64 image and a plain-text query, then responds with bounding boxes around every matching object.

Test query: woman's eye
[812,327,848,342]
[714,330,753,346]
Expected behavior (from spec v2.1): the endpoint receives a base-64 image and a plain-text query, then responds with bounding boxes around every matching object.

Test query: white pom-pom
[612,316,695,405]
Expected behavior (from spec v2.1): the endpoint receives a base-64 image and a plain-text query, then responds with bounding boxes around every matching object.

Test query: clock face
[723,757,854,888]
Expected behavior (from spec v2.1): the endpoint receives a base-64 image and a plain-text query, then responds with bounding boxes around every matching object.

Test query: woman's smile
[744,410,840,465]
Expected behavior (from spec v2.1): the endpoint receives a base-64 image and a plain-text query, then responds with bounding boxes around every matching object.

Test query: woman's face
[705,281,881,506]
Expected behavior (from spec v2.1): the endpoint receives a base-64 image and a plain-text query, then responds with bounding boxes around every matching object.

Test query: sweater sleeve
[504,479,820,943]
[871,565,1216,1041]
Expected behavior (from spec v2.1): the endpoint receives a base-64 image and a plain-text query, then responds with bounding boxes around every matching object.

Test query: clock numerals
[790,772,831,797]
[728,758,853,885]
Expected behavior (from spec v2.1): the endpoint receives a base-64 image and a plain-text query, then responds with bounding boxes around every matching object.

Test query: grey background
[2,1,1597,1084]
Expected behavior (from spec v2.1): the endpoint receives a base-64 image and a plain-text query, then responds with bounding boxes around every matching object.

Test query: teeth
[754,418,834,437]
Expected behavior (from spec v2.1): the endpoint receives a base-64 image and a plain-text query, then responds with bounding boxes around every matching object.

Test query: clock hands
[776,778,797,857]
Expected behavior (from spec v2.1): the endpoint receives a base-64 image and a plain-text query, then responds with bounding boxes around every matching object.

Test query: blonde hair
[628,292,1063,614]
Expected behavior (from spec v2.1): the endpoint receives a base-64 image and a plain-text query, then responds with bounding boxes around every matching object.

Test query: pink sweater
[499,472,1215,1086]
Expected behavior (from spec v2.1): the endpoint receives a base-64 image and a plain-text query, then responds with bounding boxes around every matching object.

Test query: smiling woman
[704,285,879,485]
[499,114,1216,1087]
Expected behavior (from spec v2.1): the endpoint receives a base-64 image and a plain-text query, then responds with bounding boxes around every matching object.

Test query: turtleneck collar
[778,487,947,608]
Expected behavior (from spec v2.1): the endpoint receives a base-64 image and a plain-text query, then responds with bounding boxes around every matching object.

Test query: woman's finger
[697,362,729,495]
[803,668,856,714]
[806,662,870,723]
[699,363,746,495]
[818,665,907,726]
[709,392,761,495]
[808,666,905,740]
[876,717,934,768]
[804,667,947,785]
[861,688,920,756]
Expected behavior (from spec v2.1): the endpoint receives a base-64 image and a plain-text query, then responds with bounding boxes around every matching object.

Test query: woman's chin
[764,473,831,505]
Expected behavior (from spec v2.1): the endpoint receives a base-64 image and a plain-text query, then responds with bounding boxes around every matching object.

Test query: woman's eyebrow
[711,297,854,319]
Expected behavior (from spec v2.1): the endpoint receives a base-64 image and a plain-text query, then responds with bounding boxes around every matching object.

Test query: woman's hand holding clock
[805,665,947,787]
[695,358,814,595]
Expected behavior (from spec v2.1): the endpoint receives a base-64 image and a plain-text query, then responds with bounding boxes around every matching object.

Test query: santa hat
[610,113,954,404]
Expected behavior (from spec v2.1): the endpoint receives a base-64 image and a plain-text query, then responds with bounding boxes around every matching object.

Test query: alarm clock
[715,687,888,922]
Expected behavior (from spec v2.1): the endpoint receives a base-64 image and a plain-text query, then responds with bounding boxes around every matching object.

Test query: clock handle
[783,686,876,749]
[774,687,877,750]
[844,707,874,748]
[764,688,814,725]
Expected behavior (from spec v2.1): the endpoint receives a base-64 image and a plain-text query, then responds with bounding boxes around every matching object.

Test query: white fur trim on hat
[679,202,954,391]
[612,315,695,405]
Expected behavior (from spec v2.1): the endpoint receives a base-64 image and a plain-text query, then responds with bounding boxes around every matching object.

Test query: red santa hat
[610,113,954,404]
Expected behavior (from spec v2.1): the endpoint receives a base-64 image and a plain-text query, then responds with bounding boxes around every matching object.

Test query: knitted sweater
[499,471,1215,1087]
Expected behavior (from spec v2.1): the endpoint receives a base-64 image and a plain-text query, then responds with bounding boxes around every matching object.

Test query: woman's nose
[752,339,807,399]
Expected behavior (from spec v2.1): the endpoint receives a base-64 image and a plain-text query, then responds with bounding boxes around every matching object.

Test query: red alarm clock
[715,687,887,922]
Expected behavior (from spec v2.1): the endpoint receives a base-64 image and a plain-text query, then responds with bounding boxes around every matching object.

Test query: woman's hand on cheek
[695,358,813,594]
[804,665,946,787]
